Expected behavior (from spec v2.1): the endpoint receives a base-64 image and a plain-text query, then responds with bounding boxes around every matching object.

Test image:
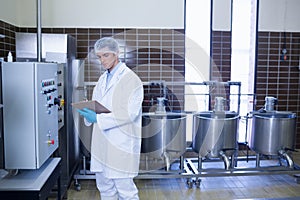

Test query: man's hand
[77,108,97,123]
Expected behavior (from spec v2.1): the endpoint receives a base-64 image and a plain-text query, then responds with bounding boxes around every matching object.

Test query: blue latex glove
[77,108,97,123]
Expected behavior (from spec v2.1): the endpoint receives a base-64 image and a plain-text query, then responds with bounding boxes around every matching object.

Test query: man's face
[96,47,119,70]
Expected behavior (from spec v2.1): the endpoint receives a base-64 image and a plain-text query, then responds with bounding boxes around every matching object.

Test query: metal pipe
[36,0,42,62]
[219,151,230,170]
[278,150,294,169]
[163,152,171,171]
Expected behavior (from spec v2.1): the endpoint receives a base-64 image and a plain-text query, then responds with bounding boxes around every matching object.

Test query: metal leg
[180,155,184,171]
[231,154,235,169]
[82,156,86,175]
[145,155,148,171]
[256,153,260,168]
[198,155,203,170]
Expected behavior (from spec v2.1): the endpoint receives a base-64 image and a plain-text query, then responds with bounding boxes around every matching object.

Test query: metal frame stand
[72,81,300,190]
[73,149,300,190]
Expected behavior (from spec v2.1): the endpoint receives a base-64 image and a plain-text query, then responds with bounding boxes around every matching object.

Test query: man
[77,37,144,200]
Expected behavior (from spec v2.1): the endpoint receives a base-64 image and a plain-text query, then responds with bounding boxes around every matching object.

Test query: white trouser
[95,172,139,200]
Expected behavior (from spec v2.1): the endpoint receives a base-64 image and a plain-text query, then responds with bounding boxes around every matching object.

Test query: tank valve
[214,97,225,112]
[264,96,277,111]
[156,97,166,113]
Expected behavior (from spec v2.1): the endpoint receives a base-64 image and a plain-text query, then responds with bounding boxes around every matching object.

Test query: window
[185,0,211,141]
[231,0,257,142]
[185,0,257,142]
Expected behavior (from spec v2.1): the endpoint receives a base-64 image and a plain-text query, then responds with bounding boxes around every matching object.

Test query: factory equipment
[2,62,59,169]
[192,97,239,170]
[249,97,297,168]
[140,91,187,172]
[141,112,187,171]
[71,78,300,189]
[15,32,79,196]
[155,97,167,113]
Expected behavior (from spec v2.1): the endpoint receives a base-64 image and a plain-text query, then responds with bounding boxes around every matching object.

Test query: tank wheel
[74,179,81,191]
[186,179,193,189]
[195,179,201,188]
[294,174,300,184]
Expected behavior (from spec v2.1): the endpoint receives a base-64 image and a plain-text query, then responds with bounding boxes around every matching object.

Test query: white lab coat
[89,63,144,179]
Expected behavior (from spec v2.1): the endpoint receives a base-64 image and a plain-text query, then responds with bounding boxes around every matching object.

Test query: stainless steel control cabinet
[15,32,80,197]
[2,62,59,169]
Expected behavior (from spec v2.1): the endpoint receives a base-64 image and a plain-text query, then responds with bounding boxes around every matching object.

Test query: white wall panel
[259,0,300,32]
[212,0,232,31]
[2,0,184,28]
[0,0,19,25]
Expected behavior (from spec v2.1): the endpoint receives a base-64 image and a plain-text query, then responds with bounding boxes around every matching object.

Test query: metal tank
[249,97,297,168]
[141,97,187,171]
[192,97,239,170]
[192,111,239,169]
[249,112,296,165]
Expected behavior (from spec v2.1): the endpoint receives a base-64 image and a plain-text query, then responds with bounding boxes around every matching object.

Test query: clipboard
[71,100,111,114]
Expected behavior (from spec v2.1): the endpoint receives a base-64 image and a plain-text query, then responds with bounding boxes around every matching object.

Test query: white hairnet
[94,37,119,54]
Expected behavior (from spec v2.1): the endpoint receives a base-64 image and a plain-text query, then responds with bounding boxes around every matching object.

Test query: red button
[48,140,55,145]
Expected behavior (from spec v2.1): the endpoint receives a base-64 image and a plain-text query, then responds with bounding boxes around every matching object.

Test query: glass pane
[231,0,257,142]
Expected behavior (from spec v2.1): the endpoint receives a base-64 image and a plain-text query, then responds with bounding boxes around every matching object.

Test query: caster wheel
[74,180,81,191]
[294,174,300,184]
[75,183,81,191]
[195,179,201,188]
[186,179,193,189]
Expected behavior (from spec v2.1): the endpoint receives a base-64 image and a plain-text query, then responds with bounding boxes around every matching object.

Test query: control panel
[56,64,65,130]
[2,62,60,169]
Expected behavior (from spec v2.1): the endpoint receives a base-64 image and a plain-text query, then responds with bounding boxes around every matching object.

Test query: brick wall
[256,31,300,147]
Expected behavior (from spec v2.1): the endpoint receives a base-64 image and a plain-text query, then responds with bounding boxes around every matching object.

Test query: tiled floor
[65,175,300,200]
[61,151,300,200]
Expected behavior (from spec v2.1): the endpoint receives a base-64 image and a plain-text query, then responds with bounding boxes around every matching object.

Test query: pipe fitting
[219,151,230,170]
[278,150,294,169]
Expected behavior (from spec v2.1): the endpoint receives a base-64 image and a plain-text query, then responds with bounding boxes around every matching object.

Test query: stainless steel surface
[2,62,59,169]
[141,112,187,155]
[264,96,277,111]
[0,158,60,190]
[15,32,79,196]
[72,59,92,157]
[192,111,239,158]
[249,112,296,155]
[16,32,73,62]
[141,112,187,170]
